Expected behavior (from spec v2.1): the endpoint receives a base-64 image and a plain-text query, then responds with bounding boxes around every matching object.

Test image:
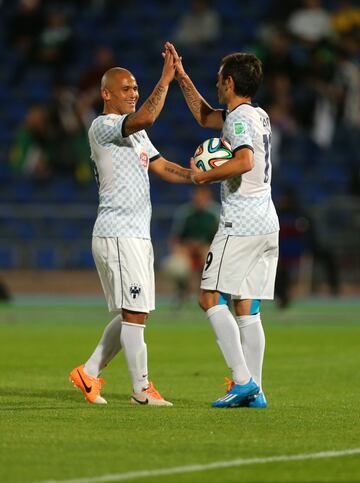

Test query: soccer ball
[193,137,233,172]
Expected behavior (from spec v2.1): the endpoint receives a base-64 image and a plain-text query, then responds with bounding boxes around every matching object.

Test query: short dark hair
[220,53,263,98]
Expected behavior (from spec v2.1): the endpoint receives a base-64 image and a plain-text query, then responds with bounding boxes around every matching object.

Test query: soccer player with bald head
[70,48,193,406]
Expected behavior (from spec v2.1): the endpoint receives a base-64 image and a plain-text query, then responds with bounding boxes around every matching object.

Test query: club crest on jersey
[130,284,141,299]
[140,150,149,168]
[234,121,247,135]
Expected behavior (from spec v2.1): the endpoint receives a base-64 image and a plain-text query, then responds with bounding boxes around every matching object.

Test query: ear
[101,88,111,101]
[225,76,234,92]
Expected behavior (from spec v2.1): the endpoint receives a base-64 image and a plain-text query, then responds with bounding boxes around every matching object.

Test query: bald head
[100,67,139,115]
[101,67,134,90]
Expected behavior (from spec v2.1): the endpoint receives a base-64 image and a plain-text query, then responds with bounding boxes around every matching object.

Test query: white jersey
[88,114,160,239]
[220,103,279,236]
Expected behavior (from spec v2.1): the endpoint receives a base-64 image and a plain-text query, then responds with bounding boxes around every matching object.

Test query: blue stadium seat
[35,247,60,269]
[0,247,17,269]
[71,248,95,268]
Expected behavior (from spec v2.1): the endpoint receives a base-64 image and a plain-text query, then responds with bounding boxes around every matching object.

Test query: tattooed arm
[149,157,192,184]
[123,50,175,136]
[165,42,224,130]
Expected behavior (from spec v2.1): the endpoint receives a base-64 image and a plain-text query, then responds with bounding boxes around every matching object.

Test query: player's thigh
[201,231,279,298]
[235,232,279,300]
[92,237,155,313]
[117,237,155,313]
[200,232,230,291]
[92,236,119,311]
[200,233,264,294]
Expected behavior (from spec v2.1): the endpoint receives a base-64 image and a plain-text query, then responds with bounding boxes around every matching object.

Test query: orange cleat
[131,381,173,406]
[69,364,107,405]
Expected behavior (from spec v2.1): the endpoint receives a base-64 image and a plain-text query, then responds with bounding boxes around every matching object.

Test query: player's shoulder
[225,103,257,125]
[224,103,256,137]
[91,113,127,128]
[228,103,268,117]
[232,103,271,130]
[254,105,270,122]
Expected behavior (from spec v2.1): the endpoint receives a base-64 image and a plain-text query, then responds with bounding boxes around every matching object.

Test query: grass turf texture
[0,299,359,483]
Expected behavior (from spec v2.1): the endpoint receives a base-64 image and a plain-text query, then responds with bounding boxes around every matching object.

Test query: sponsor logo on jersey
[140,150,149,168]
[130,284,141,299]
[234,121,247,135]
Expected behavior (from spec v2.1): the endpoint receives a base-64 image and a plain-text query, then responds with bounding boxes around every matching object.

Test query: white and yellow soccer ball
[193,137,233,172]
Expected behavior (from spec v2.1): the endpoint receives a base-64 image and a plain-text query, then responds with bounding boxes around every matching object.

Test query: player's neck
[103,106,120,115]
[227,96,252,113]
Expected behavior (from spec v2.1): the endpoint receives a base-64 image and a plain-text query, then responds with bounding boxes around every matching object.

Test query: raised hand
[165,41,186,80]
[160,47,176,85]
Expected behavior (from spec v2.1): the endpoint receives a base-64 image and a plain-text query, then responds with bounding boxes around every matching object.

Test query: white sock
[84,315,123,377]
[207,305,251,385]
[120,322,149,393]
[236,313,265,391]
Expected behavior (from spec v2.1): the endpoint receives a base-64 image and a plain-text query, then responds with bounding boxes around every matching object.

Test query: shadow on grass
[0,388,129,409]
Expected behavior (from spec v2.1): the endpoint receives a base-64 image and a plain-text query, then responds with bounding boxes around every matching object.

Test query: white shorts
[92,237,155,313]
[200,231,279,299]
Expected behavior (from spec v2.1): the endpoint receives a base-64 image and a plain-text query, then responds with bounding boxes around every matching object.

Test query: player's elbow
[198,117,208,128]
[199,116,214,129]
[235,153,254,174]
[243,158,254,173]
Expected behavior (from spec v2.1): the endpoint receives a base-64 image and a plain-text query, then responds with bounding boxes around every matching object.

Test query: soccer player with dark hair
[70,47,193,406]
[167,42,279,408]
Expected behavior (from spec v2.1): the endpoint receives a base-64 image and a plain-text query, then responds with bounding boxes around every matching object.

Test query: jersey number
[262,134,271,183]
[204,252,213,271]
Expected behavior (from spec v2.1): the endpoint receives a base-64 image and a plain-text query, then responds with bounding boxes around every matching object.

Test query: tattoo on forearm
[164,166,191,180]
[146,85,166,113]
[179,80,201,115]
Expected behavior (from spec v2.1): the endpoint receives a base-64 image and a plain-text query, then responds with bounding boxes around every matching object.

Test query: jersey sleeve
[142,131,160,162]
[225,111,255,154]
[92,114,128,145]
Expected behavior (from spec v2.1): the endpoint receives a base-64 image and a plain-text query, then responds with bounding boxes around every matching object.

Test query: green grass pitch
[1,298,360,483]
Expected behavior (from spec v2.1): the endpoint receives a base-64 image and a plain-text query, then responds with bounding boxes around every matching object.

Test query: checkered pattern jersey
[88,114,160,239]
[220,104,279,236]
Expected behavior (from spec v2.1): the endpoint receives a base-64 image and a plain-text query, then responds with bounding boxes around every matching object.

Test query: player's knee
[198,294,207,311]
[122,309,148,324]
[234,299,261,316]
[198,292,210,311]
[236,313,261,328]
[198,290,217,311]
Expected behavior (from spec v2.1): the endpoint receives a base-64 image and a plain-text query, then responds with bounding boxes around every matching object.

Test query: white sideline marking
[39,448,360,483]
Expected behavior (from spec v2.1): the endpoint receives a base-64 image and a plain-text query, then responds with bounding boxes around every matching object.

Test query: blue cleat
[240,392,268,408]
[212,378,260,408]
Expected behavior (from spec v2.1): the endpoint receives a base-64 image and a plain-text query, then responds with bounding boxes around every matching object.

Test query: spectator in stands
[261,29,299,83]
[78,46,116,122]
[36,9,73,76]
[78,46,116,93]
[287,0,334,43]
[275,189,340,308]
[164,186,220,306]
[331,0,360,35]
[8,0,44,55]
[333,36,360,131]
[7,0,45,83]
[10,105,51,179]
[275,189,309,308]
[174,0,221,49]
[47,82,91,182]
